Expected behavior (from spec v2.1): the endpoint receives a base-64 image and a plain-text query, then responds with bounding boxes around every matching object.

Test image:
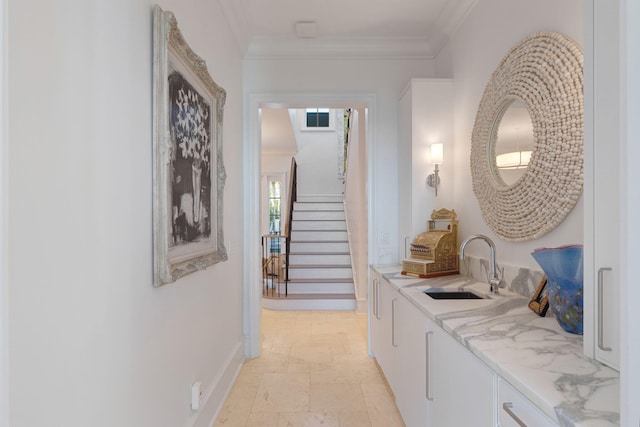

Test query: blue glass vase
[531,245,583,335]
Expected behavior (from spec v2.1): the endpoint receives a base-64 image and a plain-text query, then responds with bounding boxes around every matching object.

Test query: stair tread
[291,229,347,232]
[289,264,352,269]
[293,209,344,212]
[289,241,348,244]
[278,293,355,300]
[289,251,350,255]
[292,219,345,221]
[288,278,354,283]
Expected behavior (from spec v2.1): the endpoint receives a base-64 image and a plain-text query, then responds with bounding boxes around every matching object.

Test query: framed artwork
[152,5,227,287]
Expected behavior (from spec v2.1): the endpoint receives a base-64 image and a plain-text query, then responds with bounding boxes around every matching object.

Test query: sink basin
[424,288,485,300]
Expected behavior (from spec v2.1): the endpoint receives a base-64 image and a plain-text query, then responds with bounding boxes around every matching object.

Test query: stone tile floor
[213,309,404,427]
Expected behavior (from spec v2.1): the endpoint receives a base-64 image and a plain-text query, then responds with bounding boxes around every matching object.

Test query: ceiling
[219,0,478,58]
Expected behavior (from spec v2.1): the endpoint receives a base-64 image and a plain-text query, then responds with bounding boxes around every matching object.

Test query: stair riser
[293,211,345,221]
[296,195,343,203]
[291,230,348,241]
[288,254,351,264]
[288,268,353,280]
[291,221,346,231]
[294,202,343,211]
[287,282,355,294]
[290,242,350,253]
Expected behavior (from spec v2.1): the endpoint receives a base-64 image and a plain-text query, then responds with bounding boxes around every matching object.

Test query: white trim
[239,1,478,60]
[244,93,376,358]
[184,341,245,427]
[621,0,640,424]
[0,0,8,423]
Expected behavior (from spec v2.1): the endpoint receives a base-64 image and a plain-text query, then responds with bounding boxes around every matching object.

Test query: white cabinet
[394,296,429,427]
[378,278,398,390]
[369,268,554,427]
[369,269,381,361]
[498,378,557,427]
[369,270,398,390]
[428,323,496,427]
[584,0,620,370]
[398,79,453,258]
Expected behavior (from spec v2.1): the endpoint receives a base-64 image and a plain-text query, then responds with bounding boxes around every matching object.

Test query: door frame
[1,0,8,423]
[243,93,377,358]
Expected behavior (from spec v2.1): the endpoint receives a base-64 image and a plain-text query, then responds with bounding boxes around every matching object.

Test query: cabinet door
[369,269,381,359]
[429,324,496,426]
[394,296,429,427]
[377,278,397,390]
[498,378,557,426]
[585,0,620,370]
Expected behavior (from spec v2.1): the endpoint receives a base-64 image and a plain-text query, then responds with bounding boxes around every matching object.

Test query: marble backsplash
[460,255,544,299]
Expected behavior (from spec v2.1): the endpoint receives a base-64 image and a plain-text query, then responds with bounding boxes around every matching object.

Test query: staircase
[263,195,356,310]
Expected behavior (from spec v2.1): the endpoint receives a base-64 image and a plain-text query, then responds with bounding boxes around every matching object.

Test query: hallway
[214,310,404,426]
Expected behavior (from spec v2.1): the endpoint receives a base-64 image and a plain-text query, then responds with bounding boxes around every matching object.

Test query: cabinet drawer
[498,378,557,427]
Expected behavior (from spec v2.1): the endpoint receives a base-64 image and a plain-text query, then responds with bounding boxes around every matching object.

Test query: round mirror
[489,100,534,186]
[470,32,583,242]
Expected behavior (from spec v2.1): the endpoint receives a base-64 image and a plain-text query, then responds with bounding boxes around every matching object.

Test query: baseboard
[356,297,367,314]
[183,340,244,427]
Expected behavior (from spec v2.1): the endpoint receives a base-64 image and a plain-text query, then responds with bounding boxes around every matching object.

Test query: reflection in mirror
[490,100,534,186]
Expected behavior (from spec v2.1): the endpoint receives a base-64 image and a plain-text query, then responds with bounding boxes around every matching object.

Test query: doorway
[243,94,376,358]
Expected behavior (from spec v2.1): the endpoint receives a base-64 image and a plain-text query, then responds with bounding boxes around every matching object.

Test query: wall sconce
[427,143,443,196]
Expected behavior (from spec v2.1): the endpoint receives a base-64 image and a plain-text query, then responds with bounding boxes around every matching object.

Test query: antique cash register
[402,208,459,278]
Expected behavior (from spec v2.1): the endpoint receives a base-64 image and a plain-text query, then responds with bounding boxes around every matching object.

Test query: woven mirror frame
[470,32,584,242]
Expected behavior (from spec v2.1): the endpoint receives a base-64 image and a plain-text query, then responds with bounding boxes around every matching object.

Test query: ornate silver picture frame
[152,5,227,287]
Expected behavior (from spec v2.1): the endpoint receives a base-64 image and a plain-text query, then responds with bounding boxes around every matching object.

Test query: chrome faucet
[460,234,504,294]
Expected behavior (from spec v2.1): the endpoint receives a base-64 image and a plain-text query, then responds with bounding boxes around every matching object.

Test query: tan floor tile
[338,411,372,427]
[214,310,402,427]
[223,383,260,414]
[252,372,310,413]
[287,361,312,373]
[215,383,258,426]
[277,412,340,427]
[234,369,264,387]
[310,360,383,385]
[247,412,279,427]
[213,408,249,427]
[309,383,367,413]
[290,343,333,364]
[361,384,405,427]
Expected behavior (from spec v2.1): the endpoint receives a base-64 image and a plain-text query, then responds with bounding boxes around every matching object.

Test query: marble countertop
[373,266,620,427]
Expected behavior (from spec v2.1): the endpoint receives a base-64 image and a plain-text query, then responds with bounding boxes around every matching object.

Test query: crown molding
[220,0,478,60]
[217,0,252,55]
[245,36,436,60]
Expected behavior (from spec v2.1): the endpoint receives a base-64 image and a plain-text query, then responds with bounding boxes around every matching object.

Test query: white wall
[398,79,454,259]
[7,1,243,426]
[292,109,345,197]
[441,0,584,270]
[244,58,434,265]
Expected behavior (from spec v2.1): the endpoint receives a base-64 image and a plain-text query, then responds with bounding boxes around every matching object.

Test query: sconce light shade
[427,143,443,196]
[496,150,532,169]
[431,143,444,164]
